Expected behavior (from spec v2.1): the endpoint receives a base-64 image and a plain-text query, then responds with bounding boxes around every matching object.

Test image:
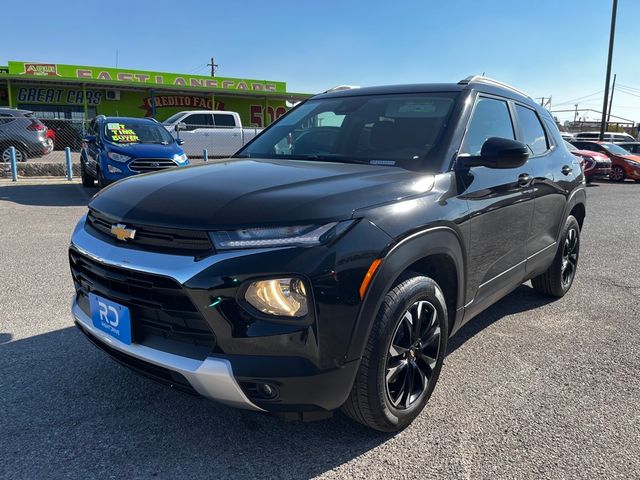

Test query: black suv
[69,76,585,431]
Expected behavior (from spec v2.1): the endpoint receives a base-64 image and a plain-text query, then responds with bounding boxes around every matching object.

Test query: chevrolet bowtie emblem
[110,223,136,241]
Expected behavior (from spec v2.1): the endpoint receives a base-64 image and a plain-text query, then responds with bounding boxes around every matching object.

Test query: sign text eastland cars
[7,61,286,93]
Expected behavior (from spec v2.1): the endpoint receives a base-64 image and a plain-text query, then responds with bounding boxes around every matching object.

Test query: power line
[553,90,605,107]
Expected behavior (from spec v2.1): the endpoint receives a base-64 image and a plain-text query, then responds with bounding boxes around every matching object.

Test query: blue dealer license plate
[89,293,132,345]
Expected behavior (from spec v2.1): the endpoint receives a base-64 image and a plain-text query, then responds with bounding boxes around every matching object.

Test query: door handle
[561,165,573,176]
[518,173,532,187]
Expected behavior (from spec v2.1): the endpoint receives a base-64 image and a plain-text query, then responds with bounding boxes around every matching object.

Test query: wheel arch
[344,225,466,362]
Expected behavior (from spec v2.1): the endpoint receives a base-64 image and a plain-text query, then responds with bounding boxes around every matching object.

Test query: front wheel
[97,168,108,189]
[609,165,626,182]
[531,215,580,297]
[342,275,448,432]
[80,161,94,187]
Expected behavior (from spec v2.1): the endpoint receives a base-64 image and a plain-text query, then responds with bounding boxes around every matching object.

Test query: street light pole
[599,0,618,140]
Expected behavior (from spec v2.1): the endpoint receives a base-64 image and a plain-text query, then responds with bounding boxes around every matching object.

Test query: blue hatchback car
[80,115,189,188]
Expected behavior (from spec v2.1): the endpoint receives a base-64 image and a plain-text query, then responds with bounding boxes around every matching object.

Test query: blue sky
[2,0,639,123]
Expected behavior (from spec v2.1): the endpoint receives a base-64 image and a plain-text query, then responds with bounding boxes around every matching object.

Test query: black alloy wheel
[385,300,441,409]
[561,227,579,289]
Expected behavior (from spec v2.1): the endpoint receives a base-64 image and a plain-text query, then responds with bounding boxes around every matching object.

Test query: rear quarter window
[515,105,549,155]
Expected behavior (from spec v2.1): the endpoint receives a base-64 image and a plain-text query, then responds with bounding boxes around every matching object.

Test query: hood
[621,154,640,162]
[106,141,183,158]
[572,149,608,160]
[89,158,433,229]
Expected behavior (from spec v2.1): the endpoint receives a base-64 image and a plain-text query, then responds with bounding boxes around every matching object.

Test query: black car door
[525,108,580,274]
[457,94,534,319]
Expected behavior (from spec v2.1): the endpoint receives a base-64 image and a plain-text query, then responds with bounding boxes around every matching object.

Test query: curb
[0,162,81,178]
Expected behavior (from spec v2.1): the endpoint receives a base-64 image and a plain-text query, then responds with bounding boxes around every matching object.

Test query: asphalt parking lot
[1,179,639,479]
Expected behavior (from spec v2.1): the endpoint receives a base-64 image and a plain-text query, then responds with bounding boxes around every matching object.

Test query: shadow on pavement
[0,326,391,479]
[0,183,96,207]
[448,284,557,353]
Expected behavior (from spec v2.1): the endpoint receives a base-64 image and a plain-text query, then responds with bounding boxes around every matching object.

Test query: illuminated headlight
[245,278,308,317]
[174,153,188,164]
[107,165,122,174]
[210,221,354,250]
[107,152,131,163]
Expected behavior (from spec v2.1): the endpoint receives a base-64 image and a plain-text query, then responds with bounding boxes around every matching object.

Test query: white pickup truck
[162,110,263,158]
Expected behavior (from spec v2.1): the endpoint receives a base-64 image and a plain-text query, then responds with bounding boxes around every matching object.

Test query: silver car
[0,108,51,162]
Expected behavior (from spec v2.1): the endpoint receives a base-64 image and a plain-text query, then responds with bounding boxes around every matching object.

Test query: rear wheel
[609,165,626,182]
[1,146,27,163]
[531,215,580,297]
[342,275,448,432]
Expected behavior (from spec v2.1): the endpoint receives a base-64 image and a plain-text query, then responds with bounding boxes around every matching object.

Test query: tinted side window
[515,105,548,155]
[461,97,515,156]
[213,114,236,127]
[183,114,213,128]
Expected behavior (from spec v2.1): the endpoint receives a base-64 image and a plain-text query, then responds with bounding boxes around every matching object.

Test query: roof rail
[458,75,531,99]
[323,85,360,93]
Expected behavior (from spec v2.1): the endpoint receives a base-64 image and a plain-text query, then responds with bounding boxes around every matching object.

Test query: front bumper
[68,214,388,412]
[72,297,263,411]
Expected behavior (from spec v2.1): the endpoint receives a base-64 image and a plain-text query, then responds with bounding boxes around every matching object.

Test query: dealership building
[0,61,309,126]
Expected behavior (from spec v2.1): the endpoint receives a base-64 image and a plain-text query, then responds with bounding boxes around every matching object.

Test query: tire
[1,146,28,163]
[342,275,448,432]
[609,165,626,182]
[80,161,94,187]
[97,168,107,189]
[531,215,580,297]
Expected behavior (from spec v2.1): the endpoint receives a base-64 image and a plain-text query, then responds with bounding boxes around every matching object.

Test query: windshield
[163,112,184,124]
[239,92,458,168]
[564,140,577,152]
[103,121,175,145]
[601,143,632,155]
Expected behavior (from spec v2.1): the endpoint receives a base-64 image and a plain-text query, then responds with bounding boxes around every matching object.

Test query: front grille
[86,209,214,256]
[76,321,200,396]
[595,162,611,168]
[129,158,178,173]
[69,249,216,348]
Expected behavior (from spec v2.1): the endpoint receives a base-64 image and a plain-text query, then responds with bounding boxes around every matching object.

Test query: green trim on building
[0,61,310,126]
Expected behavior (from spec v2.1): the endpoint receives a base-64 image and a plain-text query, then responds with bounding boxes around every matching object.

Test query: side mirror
[459,137,529,169]
[175,123,187,132]
[176,138,185,146]
[84,135,96,143]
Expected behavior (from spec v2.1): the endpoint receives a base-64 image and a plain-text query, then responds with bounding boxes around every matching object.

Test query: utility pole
[207,57,218,77]
[599,0,618,140]
[607,73,616,124]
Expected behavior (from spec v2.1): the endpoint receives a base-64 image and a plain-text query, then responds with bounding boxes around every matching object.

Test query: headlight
[244,277,308,317]
[210,220,354,250]
[174,153,188,163]
[107,152,131,163]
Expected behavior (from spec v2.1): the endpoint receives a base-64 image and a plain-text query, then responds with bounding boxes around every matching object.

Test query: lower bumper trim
[72,297,264,411]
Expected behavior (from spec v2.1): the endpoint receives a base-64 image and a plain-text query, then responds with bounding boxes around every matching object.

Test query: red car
[571,140,640,182]
[564,140,611,183]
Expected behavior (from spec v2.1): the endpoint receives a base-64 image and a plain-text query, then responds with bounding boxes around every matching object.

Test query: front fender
[344,226,466,362]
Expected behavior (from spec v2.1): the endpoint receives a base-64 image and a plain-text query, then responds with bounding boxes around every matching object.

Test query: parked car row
[562,130,637,143]
[568,139,640,182]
